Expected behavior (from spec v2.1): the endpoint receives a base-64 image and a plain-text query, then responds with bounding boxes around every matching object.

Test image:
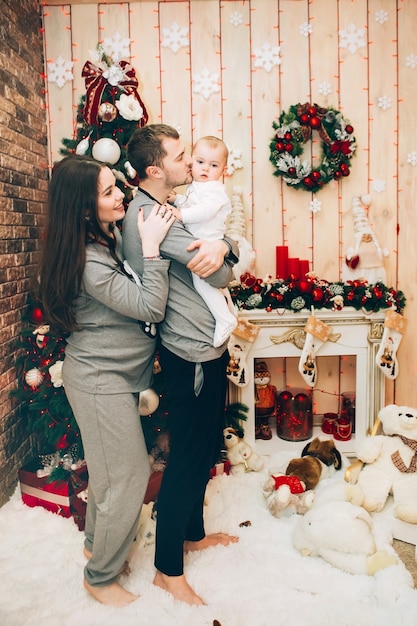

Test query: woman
[39,155,175,607]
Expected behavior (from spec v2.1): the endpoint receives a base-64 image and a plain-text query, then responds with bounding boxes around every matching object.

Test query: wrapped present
[18,459,88,531]
[210,460,231,479]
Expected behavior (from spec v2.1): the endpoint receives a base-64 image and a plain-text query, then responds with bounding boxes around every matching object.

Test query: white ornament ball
[92,138,121,165]
[139,388,160,416]
[25,368,44,388]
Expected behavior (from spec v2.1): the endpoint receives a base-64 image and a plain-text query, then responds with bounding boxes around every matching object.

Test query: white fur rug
[1,452,416,626]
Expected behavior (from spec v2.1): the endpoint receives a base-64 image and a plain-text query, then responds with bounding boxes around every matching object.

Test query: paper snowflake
[192,68,220,100]
[102,32,130,62]
[405,54,417,69]
[253,42,281,72]
[300,22,313,37]
[230,12,243,27]
[339,23,366,54]
[318,81,332,97]
[309,198,322,214]
[161,21,189,53]
[47,56,74,88]
[375,10,388,25]
[371,179,386,194]
[377,95,392,111]
[407,151,417,166]
[226,147,243,176]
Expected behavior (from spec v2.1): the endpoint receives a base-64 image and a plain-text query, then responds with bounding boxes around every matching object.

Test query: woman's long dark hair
[39,155,119,333]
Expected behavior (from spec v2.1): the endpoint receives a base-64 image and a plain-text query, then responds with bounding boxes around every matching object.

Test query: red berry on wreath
[276,141,285,152]
[345,124,354,134]
[300,113,310,125]
[334,170,342,180]
[303,176,313,187]
[284,132,292,140]
[285,143,293,152]
[308,106,317,116]
[309,116,321,129]
[312,287,324,302]
[340,163,350,176]
[288,167,296,176]
[311,170,321,181]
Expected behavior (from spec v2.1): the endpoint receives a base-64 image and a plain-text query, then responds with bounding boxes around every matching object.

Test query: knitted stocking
[375,310,407,380]
[226,319,259,387]
[298,315,331,387]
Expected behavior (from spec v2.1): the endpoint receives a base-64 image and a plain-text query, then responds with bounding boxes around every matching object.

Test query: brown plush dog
[285,437,342,491]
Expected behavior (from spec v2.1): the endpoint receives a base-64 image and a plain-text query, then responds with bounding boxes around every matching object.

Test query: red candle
[287,257,300,279]
[299,259,310,277]
[275,246,289,279]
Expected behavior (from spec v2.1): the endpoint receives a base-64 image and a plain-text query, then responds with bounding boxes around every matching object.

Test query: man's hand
[186,239,229,278]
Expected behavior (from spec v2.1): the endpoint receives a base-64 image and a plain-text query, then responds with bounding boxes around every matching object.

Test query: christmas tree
[60,43,148,204]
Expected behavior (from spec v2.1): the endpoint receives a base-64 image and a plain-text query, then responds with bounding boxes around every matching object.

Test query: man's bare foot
[83,548,131,576]
[83,579,138,607]
[184,532,239,553]
[153,570,205,605]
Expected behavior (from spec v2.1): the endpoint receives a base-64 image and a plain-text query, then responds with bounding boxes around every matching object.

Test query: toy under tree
[60,43,148,204]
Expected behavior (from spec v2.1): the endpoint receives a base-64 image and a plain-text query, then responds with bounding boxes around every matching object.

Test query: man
[123,124,239,606]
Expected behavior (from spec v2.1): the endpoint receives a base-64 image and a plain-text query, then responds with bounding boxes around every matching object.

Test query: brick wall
[0,0,48,506]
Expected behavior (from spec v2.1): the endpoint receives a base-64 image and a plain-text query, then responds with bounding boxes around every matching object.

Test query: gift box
[18,459,88,531]
[210,460,231,479]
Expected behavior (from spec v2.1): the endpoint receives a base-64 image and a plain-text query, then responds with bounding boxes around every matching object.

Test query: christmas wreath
[269,103,356,193]
[230,273,406,315]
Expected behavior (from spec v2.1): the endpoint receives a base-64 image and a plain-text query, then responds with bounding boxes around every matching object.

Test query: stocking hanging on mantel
[375,309,407,380]
[226,319,260,388]
[298,315,332,387]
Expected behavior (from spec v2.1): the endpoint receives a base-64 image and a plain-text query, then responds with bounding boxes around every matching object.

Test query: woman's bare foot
[184,533,239,552]
[153,571,205,605]
[83,548,131,576]
[83,579,138,607]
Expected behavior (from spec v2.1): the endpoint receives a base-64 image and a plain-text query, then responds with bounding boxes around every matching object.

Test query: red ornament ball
[295,279,312,294]
[309,116,321,129]
[312,287,324,302]
[29,306,45,325]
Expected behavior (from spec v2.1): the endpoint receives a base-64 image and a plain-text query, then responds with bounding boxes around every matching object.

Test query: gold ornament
[98,102,117,122]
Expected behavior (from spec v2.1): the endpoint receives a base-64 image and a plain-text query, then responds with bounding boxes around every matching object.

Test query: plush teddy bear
[262,473,315,518]
[292,481,398,575]
[223,427,264,474]
[355,404,417,523]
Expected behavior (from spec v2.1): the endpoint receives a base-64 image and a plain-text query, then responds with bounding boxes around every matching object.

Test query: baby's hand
[166,191,177,205]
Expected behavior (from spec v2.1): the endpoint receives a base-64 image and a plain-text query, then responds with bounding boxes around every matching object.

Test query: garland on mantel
[229,273,406,315]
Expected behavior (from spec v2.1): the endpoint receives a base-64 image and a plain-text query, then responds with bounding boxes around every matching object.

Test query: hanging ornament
[124,160,137,179]
[92,137,121,165]
[98,101,117,122]
[29,305,45,326]
[25,368,44,388]
[75,130,93,156]
[139,388,160,416]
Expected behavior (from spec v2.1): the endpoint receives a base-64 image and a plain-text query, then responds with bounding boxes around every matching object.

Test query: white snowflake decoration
[377,95,392,111]
[375,10,388,25]
[230,12,243,27]
[226,147,243,176]
[339,23,366,55]
[102,32,130,62]
[192,68,220,100]
[161,22,189,53]
[318,81,332,97]
[405,54,417,69]
[47,56,74,88]
[407,151,417,166]
[300,22,313,37]
[309,198,322,214]
[371,179,386,194]
[253,42,281,72]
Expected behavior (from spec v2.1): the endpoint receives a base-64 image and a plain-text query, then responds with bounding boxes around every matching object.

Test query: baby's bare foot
[153,571,205,605]
[184,532,239,552]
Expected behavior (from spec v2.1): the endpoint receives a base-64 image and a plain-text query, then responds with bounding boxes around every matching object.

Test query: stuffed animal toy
[254,361,276,440]
[354,404,417,523]
[292,492,398,575]
[285,437,343,490]
[223,427,264,474]
[262,473,315,518]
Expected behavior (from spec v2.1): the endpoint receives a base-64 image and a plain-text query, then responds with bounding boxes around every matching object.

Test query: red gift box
[18,459,88,531]
[210,460,231,479]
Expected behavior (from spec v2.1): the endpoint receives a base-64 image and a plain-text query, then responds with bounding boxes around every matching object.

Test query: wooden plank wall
[41,0,417,409]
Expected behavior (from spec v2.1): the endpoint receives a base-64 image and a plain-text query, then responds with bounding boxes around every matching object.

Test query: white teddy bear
[355,404,417,523]
[223,427,264,474]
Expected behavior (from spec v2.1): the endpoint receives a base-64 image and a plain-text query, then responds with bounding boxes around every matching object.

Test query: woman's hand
[138,203,176,257]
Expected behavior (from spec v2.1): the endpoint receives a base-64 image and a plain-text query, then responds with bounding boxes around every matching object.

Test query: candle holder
[276,388,313,441]
[340,391,356,434]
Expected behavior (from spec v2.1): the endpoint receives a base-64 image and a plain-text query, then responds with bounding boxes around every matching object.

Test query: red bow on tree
[81,59,148,126]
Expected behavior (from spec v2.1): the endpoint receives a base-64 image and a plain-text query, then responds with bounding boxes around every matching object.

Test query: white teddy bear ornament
[355,403,417,523]
[223,427,264,474]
